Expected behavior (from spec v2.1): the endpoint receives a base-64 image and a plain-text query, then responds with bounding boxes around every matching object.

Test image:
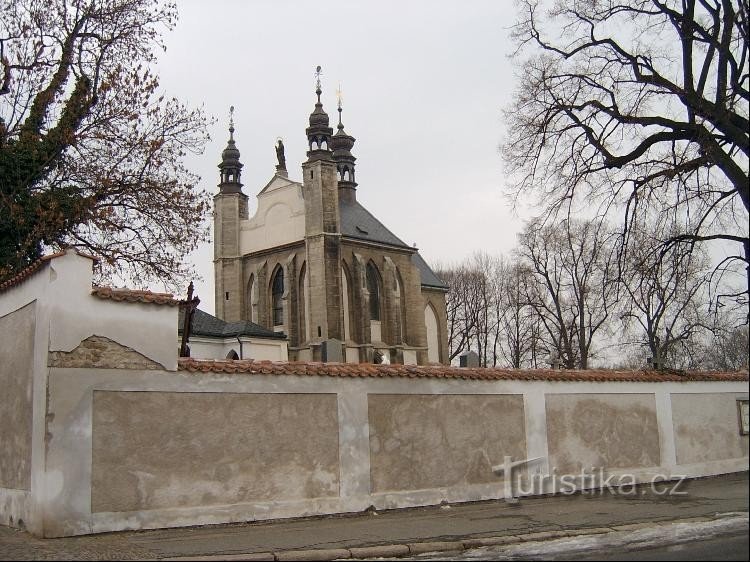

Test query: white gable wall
[240,175,305,255]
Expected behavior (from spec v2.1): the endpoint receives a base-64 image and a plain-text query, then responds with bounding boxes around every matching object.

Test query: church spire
[305,66,334,162]
[330,86,357,202]
[218,106,244,193]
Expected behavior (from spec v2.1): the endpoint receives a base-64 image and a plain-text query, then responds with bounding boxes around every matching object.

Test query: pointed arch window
[367,262,381,321]
[272,268,284,326]
[247,275,256,322]
[298,262,307,343]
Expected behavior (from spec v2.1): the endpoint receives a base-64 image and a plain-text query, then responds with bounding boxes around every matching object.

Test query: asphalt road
[0,473,747,560]
[400,516,749,561]
[582,532,750,561]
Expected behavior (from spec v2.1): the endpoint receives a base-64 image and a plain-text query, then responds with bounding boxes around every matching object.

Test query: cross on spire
[315,65,323,102]
[336,83,344,127]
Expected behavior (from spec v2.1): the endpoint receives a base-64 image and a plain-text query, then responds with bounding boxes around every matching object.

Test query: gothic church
[213,76,448,364]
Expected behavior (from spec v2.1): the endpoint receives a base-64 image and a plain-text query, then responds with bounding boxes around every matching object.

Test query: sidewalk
[1,472,747,561]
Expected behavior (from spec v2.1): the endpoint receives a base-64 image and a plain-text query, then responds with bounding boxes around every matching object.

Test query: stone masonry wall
[48,336,163,370]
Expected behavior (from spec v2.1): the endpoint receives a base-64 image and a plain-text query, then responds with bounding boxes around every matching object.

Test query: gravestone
[459,350,480,368]
[321,338,344,363]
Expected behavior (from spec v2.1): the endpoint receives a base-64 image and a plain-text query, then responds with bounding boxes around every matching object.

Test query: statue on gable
[275,138,286,171]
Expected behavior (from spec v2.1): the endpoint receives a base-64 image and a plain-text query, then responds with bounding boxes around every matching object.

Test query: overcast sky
[155,0,528,312]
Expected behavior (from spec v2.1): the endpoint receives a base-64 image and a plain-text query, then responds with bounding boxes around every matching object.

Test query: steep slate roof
[339,199,412,249]
[339,199,449,290]
[179,308,286,340]
[412,253,449,290]
[178,359,749,382]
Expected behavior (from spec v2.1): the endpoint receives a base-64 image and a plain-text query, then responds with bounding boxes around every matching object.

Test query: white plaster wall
[185,337,287,362]
[247,339,288,361]
[184,338,240,360]
[40,365,749,538]
[42,253,178,370]
[0,250,176,535]
[240,175,305,255]
[0,261,54,536]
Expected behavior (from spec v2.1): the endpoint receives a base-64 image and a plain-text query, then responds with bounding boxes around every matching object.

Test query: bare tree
[495,261,544,368]
[700,322,749,370]
[503,0,749,315]
[435,262,482,362]
[619,220,713,368]
[436,253,507,366]
[0,0,210,288]
[468,252,501,367]
[517,218,618,369]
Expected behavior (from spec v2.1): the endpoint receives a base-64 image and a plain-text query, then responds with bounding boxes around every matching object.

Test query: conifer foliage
[0,0,210,287]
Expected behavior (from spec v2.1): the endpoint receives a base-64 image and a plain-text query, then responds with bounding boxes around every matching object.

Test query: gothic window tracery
[272,267,284,326]
[367,262,381,321]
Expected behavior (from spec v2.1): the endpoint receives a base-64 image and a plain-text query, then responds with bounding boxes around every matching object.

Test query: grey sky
[155,0,526,312]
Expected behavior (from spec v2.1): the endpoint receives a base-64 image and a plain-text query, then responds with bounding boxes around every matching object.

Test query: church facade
[213,79,448,365]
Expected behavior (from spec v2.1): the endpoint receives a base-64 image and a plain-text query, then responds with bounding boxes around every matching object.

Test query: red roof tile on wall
[177,358,749,382]
[0,249,99,294]
[91,286,179,306]
[0,251,66,293]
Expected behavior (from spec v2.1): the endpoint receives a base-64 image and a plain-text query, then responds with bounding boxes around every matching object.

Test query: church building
[213,75,449,365]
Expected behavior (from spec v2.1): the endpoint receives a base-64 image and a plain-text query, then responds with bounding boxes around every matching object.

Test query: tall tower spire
[219,106,243,194]
[214,105,249,323]
[301,66,343,347]
[305,66,334,162]
[330,85,357,203]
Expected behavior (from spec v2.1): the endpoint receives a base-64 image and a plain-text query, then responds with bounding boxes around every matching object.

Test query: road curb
[160,513,749,561]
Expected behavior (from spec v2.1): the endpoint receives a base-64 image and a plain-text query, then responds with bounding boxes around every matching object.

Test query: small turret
[330,88,357,203]
[214,106,248,322]
[305,66,334,162]
[218,106,243,194]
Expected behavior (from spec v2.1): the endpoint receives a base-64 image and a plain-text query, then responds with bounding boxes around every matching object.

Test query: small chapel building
[213,77,449,365]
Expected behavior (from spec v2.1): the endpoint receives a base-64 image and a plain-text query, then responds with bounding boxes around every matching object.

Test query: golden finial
[336,83,343,109]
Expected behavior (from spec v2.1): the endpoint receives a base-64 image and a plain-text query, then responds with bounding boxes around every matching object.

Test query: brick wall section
[49,336,163,369]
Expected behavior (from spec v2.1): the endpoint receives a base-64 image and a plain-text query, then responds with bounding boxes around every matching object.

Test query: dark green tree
[1,0,210,287]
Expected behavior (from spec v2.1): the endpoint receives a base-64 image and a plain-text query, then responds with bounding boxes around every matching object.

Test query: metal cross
[315,65,322,90]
